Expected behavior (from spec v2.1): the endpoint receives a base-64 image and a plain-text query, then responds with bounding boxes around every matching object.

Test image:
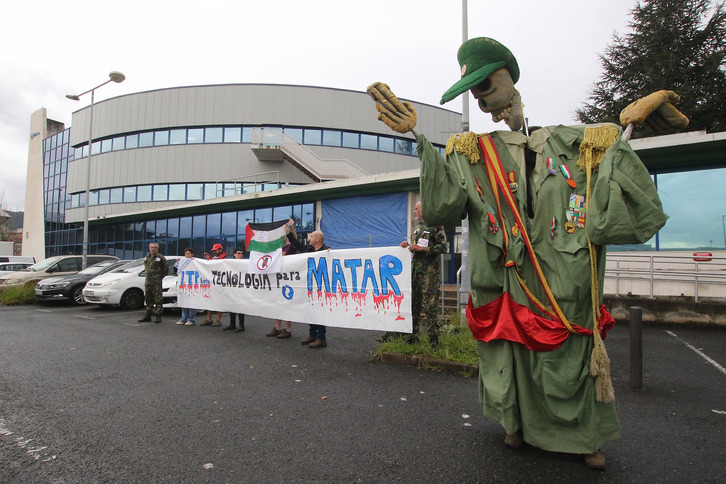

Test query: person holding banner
[224,248,247,332]
[287,224,330,348]
[266,224,297,339]
[201,243,226,327]
[400,201,447,349]
[175,248,197,326]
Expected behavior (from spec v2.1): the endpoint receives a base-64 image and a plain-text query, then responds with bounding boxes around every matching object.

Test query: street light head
[109,71,126,83]
[66,94,80,101]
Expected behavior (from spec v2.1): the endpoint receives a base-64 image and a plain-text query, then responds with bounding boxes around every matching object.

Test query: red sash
[467,294,615,351]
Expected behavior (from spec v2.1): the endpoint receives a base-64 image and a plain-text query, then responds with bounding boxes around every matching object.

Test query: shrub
[0,281,38,305]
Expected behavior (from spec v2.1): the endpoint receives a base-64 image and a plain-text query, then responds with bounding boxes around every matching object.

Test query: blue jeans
[308,324,326,341]
[181,307,197,323]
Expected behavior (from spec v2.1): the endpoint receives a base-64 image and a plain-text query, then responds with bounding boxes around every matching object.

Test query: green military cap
[440,37,520,105]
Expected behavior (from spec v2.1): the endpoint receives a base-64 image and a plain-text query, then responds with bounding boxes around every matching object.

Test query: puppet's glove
[366,82,417,134]
[620,90,689,133]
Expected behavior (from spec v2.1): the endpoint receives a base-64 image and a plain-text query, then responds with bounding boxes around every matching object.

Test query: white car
[82,256,180,310]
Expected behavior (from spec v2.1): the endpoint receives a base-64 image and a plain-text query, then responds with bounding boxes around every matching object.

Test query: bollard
[630,306,643,389]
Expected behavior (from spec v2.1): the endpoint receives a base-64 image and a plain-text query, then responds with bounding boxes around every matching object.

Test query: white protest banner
[177,246,412,333]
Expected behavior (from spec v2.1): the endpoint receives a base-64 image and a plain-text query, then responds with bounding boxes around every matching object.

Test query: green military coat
[418,125,667,453]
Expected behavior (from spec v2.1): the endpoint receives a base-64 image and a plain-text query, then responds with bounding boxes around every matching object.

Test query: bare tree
[0,191,13,241]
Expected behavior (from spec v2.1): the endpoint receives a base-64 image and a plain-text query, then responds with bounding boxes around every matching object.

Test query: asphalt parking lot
[0,303,724,483]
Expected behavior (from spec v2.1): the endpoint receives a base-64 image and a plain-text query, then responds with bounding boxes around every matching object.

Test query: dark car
[34,260,129,305]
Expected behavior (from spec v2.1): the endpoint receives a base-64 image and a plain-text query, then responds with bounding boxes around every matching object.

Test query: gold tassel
[577,124,619,172]
[590,329,615,403]
[580,123,619,403]
[445,132,483,164]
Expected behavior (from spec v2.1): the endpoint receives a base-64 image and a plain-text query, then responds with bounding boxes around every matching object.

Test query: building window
[224,127,241,143]
[137,185,152,202]
[169,184,186,201]
[126,134,139,149]
[304,129,322,145]
[154,131,169,146]
[153,184,169,201]
[110,188,123,204]
[322,130,341,147]
[112,136,125,151]
[360,134,377,150]
[205,127,223,143]
[342,132,359,148]
[188,128,204,144]
[139,132,154,147]
[170,129,187,145]
[123,186,137,203]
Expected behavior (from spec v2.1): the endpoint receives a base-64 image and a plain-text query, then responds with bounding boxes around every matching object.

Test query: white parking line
[0,417,56,462]
[666,330,726,377]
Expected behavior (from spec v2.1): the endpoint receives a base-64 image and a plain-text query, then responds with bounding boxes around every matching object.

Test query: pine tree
[576,0,726,138]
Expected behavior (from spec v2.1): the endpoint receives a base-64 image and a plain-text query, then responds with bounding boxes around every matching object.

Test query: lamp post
[66,71,125,268]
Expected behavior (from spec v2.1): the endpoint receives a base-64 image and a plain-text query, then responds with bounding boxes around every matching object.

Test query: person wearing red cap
[201,243,226,326]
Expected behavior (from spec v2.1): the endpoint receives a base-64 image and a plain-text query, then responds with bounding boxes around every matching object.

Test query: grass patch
[0,281,38,306]
[375,312,479,366]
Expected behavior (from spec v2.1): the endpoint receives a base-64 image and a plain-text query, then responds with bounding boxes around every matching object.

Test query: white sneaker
[185,321,196,326]
[176,320,185,325]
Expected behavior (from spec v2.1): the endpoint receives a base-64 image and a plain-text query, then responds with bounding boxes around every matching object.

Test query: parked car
[0,262,33,274]
[34,260,130,305]
[0,256,35,264]
[0,255,119,287]
[82,256,180,310]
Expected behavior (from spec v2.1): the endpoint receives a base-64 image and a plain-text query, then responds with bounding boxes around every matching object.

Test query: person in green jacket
[139,242,168,324]
[368,37,670,470]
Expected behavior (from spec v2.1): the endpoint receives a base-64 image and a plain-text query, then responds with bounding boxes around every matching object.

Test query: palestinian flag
[245,220,288,274]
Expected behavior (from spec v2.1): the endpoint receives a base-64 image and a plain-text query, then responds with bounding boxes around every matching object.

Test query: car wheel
[71,285,87,305]
[120,288,144,310]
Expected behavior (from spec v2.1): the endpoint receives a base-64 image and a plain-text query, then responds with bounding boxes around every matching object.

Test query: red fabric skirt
[466,293,615,351]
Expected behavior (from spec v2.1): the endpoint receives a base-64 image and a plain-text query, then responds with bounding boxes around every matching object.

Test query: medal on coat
[559,164,577,189]
[487,212,499,234]
[508,171,518,192]
[550,216,556,239]
[546,157,557,176]
[567,194,587,228]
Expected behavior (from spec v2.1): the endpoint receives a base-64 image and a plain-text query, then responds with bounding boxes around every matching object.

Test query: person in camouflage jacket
[401,201,447,348]
[138,242,168,323]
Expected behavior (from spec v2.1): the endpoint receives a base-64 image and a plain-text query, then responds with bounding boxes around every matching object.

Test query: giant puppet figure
[368,37,687,469]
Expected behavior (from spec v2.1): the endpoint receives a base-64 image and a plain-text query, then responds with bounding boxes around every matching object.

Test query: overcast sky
[0,0,638,211]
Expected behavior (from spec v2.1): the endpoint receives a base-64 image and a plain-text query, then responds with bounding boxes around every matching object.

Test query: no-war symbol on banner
[176,246,412,333]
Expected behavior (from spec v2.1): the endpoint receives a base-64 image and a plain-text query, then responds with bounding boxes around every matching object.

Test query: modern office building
[23,83,726,287]
[24,84,460,270]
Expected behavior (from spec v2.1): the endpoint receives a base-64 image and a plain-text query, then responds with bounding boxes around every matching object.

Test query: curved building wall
[69,84,457,146]
[65,84,460,223]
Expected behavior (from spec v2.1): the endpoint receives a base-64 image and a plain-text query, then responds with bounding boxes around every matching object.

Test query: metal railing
[451,252,726,307]
[214,171,281,197]
[251,128,369,180]
[605,252,726,302]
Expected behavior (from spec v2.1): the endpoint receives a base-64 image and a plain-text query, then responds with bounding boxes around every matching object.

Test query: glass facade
[75,202,314,260]
[655,168,726,250]
[71,125,434,163]
[41,127,316,259]
[65,125,443,208]
[43,128,79,255]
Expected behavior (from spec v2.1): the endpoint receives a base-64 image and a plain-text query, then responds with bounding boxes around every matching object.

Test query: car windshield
[24,256,63,272]
[112,259,144,273]
[78,261,120,276]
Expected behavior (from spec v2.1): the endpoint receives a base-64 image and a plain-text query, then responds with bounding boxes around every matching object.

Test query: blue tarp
[320,192,408,249]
